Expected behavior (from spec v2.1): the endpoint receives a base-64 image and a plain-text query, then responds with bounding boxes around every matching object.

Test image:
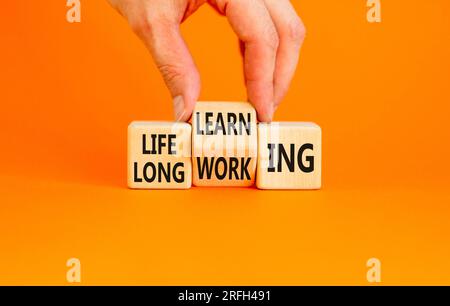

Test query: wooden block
[257,122,322,190]
[128,121,192,189]
[192,102,257,187]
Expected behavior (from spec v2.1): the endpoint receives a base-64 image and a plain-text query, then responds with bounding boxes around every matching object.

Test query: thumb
[134,18,200,122]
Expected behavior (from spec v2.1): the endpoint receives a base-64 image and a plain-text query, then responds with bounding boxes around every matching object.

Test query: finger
[264,0,306,109]
[212,0,279,122]
[130,9,200,122]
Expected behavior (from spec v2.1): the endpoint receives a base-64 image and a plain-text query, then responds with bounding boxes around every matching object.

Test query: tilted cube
[192,102,257,187]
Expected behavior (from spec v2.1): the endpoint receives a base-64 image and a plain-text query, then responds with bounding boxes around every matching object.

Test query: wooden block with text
[192,102,257,187]
[257,122,322,190]
[128,121,192,189]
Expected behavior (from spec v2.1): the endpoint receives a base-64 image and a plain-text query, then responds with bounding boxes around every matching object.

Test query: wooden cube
[128,121,192,189]
[257,122,322,190]
[192,102,257,187]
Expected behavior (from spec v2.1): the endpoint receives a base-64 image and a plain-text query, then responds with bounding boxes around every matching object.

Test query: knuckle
[157,63,186,85]
[264,24,280,50]
[129,12,170,38]
[286,17,306,43]
[129,16,153,37]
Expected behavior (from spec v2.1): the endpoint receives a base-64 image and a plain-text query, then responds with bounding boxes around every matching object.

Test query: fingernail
[273,103,279,116]
[267,103,275,122]
[173,95,186,122]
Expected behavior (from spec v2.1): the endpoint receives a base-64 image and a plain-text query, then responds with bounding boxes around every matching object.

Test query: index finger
[211,0,279,122]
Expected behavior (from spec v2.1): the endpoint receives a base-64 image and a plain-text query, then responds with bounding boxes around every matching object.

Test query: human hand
[108,0,305,122]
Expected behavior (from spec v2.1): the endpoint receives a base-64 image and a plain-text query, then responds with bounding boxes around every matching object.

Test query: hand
[108,0,306,122]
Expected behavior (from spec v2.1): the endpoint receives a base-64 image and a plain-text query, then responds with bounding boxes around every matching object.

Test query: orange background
[1,0,449,285]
